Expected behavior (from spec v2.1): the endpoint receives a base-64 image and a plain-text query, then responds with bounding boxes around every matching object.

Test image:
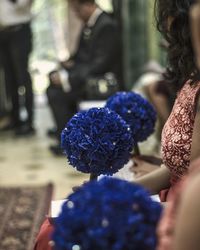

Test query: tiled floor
[0,100,86,201]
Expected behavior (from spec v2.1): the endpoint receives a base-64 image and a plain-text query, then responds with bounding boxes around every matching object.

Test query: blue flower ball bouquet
[53,177,162,250]
[61,108,134,179]
[106,91,157,155]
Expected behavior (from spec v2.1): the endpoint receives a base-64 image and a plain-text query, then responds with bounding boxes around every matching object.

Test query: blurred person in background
[47,0,121,155]
[0,53,9,124]
[133,60,168,129]
[0,0,34,136]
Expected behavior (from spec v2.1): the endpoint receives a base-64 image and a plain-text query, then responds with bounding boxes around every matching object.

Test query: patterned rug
[0,183,53,250]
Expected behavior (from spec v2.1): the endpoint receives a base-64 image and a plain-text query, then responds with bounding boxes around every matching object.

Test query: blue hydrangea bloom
[53,177,162,250]
[61,108,134,175]
[106,92,157,143]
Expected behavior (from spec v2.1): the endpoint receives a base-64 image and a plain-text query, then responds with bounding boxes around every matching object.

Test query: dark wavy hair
[155,0,199,90]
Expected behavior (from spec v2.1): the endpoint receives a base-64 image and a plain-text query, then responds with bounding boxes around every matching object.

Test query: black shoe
[0,123,15,131]
[0,121,21,131]
[15,124,36,136]
[49,144,64,156]
[47,128,57,138]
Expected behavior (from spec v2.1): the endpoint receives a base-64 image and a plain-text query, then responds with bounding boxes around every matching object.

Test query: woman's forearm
[134,165,171,194]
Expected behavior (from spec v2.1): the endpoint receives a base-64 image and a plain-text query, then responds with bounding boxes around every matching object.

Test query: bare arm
[173,174,200,250]
[134,164,171,195]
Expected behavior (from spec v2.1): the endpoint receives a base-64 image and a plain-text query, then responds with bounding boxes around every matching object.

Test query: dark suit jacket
[68,11,122,92]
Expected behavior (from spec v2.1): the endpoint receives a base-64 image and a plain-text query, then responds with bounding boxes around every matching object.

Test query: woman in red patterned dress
[168,5,200,249]
[132,0,200,203]
[156,2,200,250]
[132,2,200,249]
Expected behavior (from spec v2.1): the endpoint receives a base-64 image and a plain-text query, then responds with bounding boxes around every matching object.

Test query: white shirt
[58,7,103,93]
[0,0,33,27]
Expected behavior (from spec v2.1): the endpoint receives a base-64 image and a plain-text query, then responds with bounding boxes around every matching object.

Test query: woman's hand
[72,181,88,192]
[131,155,161,178]
[49,71,62,86]
[60,60,74,69]
[133,155,163,165]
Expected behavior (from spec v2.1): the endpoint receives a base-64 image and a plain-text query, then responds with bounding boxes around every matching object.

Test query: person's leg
[47,84,78,155]
[46,71,60,136]
[9,23,34,133]
[0,34,20,128]
[47,84,78,140]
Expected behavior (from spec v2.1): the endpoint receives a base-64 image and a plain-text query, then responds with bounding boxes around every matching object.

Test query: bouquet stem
[134,144,141,156]
[90,173,98,181]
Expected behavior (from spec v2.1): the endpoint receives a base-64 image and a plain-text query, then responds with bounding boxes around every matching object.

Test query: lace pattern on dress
[161,81,200,184]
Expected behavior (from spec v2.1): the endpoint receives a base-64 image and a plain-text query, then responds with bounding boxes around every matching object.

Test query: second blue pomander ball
[106,91,157,143]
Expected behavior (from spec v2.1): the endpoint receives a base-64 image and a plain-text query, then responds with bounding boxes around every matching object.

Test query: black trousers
[0,22,33,126]
[47,85,78,141]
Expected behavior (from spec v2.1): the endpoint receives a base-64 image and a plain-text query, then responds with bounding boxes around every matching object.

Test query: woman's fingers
[130,157,160,177]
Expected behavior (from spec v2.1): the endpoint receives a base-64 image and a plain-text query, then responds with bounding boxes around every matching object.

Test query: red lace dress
[160,80,200,202]
[157,81,200,250]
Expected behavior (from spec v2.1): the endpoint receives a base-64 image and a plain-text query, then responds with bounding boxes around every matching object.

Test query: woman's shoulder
[176,79,200,103]
[182,79,200,88]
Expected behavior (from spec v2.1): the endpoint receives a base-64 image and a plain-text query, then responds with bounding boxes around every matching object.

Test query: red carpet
[0,183,53,250]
